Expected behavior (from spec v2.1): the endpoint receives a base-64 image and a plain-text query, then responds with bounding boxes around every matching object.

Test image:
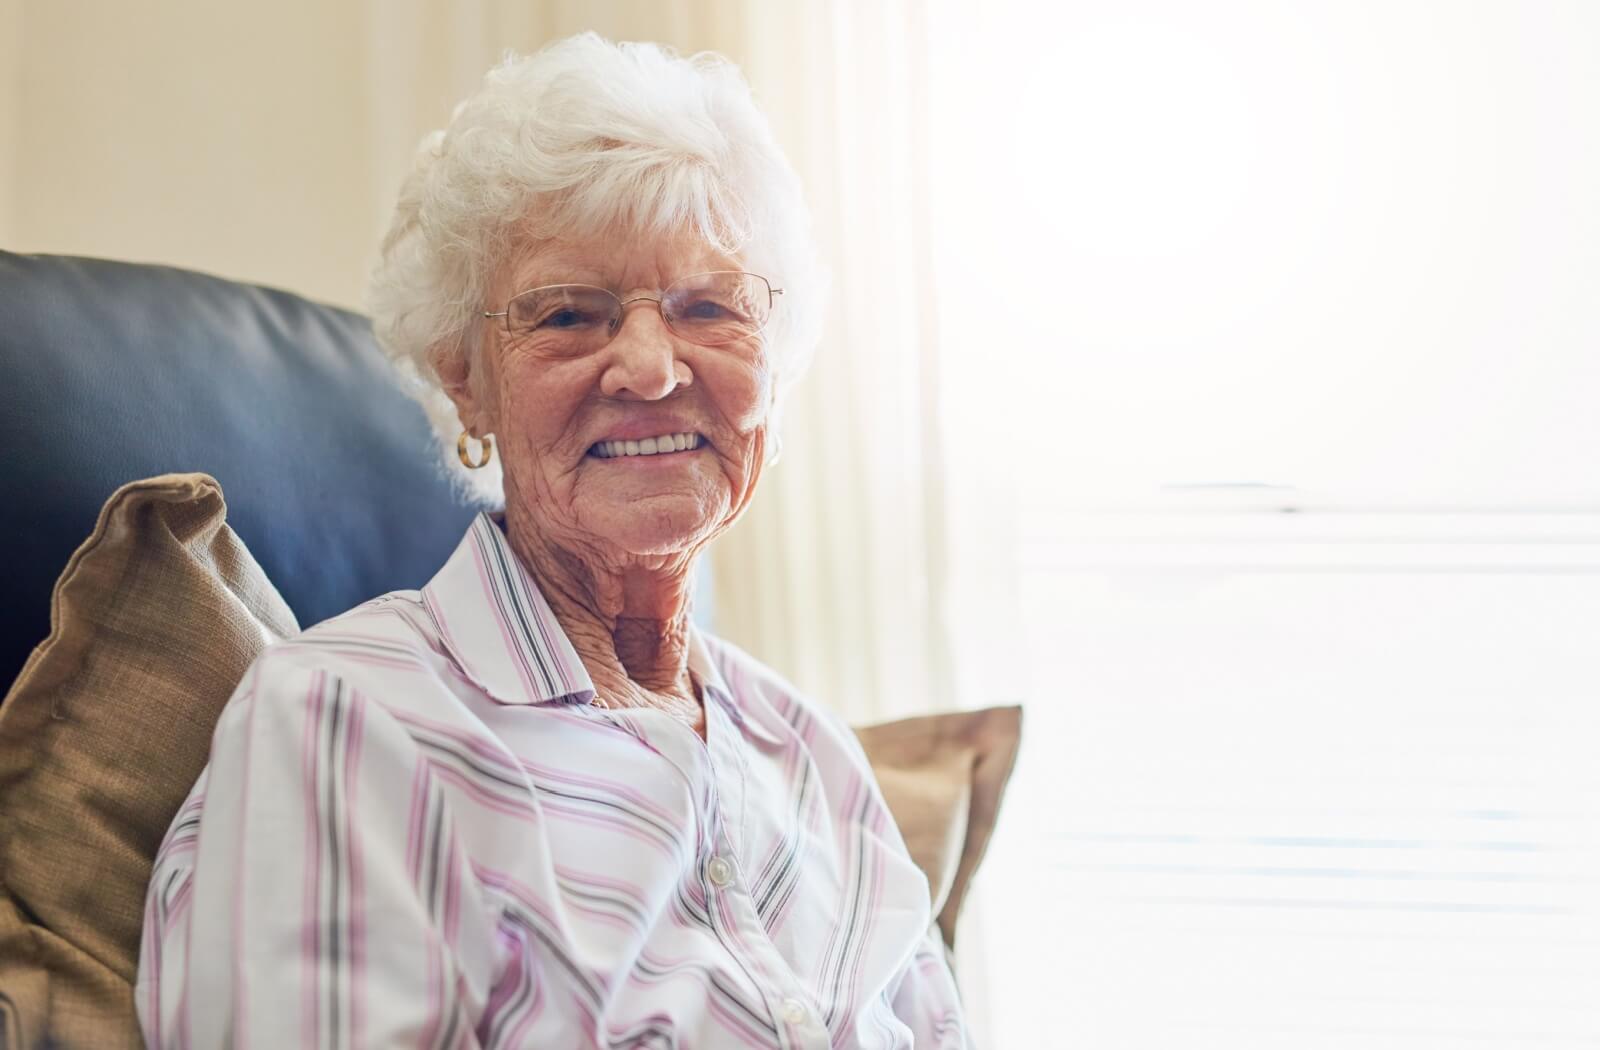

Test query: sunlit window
[928,3,1600,1045]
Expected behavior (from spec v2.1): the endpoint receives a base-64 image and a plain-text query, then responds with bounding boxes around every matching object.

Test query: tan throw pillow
[855,705,1023,949]
[0,473,298,1050]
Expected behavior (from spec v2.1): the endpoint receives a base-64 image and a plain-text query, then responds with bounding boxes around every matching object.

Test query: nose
[598,299,692,400]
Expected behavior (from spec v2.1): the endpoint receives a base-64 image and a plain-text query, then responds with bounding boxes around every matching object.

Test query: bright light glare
[931,1,1600,507]
[975,548,1600,1049]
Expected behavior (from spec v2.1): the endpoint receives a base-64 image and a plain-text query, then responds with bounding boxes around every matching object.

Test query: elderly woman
[135,33,968,1049]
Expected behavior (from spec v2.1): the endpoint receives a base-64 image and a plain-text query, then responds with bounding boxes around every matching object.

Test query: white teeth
[592,432,701,458]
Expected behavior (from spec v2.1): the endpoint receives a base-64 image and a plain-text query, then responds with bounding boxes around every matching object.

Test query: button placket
[573,695,831,1046]
[699,833,829,1048]
[697,699,831,1049]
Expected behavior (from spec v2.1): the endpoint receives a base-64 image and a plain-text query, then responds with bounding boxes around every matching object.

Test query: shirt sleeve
[888,923,974,1048]
[136,651,505,1049]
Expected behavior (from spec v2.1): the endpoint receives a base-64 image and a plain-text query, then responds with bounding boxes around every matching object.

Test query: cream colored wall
[0,0,22,244]
[6,1,374,307]
[3,1,751,310]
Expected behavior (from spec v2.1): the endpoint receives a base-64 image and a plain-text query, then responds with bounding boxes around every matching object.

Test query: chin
[582,497,724,558]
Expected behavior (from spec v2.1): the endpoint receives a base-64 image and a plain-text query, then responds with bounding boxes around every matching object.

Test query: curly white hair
[368,33,823,505]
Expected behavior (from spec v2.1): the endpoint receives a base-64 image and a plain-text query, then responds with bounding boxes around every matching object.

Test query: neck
[500,511,700,706]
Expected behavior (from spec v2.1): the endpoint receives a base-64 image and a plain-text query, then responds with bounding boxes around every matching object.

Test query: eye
[679,298,735,321]
[538,307,606,330]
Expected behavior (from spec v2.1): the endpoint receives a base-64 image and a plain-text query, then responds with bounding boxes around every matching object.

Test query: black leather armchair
[0,251,479,692]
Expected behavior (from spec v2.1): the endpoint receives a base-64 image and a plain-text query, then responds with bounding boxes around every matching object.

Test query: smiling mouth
[588,432,706,459]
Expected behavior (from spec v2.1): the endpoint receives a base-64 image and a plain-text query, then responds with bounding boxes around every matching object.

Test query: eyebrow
[506,258,742,295]
[509,266,607,291]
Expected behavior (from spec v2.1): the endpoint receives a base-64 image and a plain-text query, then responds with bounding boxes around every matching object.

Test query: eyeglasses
[483,270,783,357]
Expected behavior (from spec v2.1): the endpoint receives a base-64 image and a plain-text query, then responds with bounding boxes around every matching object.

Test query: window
[928,3,1600,1045]
[969,504,1600,1047]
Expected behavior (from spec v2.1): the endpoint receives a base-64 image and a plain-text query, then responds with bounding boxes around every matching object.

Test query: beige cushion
[855,705,1023,949]
[0,473,298,1049]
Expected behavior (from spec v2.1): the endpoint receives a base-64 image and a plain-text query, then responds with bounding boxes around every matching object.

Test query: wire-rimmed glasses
[483,270,782,357]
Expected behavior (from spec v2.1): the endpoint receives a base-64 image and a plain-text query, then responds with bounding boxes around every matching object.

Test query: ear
[430,340,493,435]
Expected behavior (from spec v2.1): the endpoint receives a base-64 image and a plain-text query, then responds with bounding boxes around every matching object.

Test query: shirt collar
[422,512,596,706]
[687,627,785,745]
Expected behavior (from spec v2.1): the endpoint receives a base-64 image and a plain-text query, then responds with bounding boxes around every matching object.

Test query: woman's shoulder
[696,630,810,714]
[235,587,464,716]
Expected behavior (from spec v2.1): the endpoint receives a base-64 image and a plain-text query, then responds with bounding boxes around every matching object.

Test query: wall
[0,0,21,244]
[4,1,373,307]
[2,1,751,310]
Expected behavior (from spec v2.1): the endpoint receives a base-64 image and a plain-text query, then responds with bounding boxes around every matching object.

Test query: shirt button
[706,855,735,887]
[780,998,808,1025]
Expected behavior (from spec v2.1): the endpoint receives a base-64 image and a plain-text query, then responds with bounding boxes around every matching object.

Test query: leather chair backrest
[0,252,478,691]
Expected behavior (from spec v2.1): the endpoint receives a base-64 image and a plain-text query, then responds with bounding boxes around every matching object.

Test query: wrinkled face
[448,225,775,562]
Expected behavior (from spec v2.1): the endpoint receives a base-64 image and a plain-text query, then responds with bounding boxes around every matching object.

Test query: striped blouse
[136,512,969,1048]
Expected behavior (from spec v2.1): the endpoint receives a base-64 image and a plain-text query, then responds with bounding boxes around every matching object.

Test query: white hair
[368,33,824,506]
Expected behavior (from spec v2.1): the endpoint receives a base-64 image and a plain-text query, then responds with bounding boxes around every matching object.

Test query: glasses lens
[504,285,620,356]
[662,272,772,346]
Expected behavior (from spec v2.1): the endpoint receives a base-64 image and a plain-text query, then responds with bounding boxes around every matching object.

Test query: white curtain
[715,2,960,727]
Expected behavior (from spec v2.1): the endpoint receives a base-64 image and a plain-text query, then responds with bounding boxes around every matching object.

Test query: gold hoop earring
[457,430,493,469]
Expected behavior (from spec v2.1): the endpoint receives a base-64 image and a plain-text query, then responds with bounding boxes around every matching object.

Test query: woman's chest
[472,703,930,1042]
